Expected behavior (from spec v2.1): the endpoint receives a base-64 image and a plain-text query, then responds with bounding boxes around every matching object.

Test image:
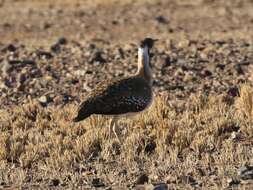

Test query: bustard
[73,38,157,141]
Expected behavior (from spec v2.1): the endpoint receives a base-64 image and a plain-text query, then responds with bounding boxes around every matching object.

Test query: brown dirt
[0,0,253,189]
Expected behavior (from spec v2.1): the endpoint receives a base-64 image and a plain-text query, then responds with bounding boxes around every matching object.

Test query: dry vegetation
[0,86,253,189]
[0,0,253,189]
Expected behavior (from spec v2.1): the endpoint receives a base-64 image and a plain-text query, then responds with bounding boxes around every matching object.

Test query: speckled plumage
[73,37,157,123]
[73,76,152,122]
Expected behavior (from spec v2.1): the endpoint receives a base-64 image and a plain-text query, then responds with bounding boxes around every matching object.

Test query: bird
[73,37,157,142]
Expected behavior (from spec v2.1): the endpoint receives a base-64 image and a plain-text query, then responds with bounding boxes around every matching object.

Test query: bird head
[140,37,158,49]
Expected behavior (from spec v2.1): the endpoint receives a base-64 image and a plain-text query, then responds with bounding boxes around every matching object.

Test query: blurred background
[0,0,252,107]
[1,0,253,46]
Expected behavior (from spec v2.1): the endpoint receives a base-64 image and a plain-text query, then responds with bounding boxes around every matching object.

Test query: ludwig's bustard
[73,38,157,141]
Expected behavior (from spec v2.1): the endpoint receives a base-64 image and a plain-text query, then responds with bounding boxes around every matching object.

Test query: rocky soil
[0,0,252,109]
[0,0,253,189]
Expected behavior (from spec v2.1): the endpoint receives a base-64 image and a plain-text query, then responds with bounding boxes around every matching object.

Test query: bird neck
[136,46,153,85]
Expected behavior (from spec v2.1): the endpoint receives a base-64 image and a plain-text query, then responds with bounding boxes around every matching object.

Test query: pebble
[201,70,212,77]
[38,95,52,106]
[155,15,168,24]
[49,178,60,187]
[136,173,149,185]
[74,70,86,77]
[153,183,168,190]
[144,140,156,154]
[160,56,171,67]
[227,86,239,97]
[90,51,106,63]
[4,44,16,52]
[91,178,105,187]
[237,165,253,180]
[234,64,244,75]
[57,37,68,45]
[227,178,240,187]
[36,50,53,59]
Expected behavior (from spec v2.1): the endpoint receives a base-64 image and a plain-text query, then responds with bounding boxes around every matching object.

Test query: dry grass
[0,85,253,189]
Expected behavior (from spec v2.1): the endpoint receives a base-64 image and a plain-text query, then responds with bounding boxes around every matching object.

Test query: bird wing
[78,77,152,116]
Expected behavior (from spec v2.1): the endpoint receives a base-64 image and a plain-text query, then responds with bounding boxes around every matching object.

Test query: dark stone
[50,44,61,53]
[234,64,244,75]
[161,56,171,67]
[180,175,197,185]
[57,37,68,45]
[36,50,53,59]
[227,178,240,187]
[216,64,225,70]
[155,15,168,24]
[153,183,168,190]
[202,70,212,77]
[215,40,226,46]
[227,86,239,97]
[8,60,22,65]
[49,178,60,187]
[92,178,105,187]
[168,85,184,91]
[91,51,106,63]
[6,44,17,52]
[112,20,119,25]
[22,59,36,65]
[71,79,79,85]
[144,140,156,154]
[18,73,26,84]
[135,173,149,185]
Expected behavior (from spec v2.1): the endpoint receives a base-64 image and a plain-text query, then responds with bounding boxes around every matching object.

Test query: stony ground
[0,0,253,189]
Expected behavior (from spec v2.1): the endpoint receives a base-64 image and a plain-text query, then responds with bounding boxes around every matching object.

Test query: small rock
[90,51,106,63]
[237,165,253,180]
[8,59,22,65]
[74,70,86,77]
[83,83,92,92]
[227,86,239,97]
[230,132,237,140]
[155,15,168,24]
[153,183,168,190]
[216,64,225,70]
[166,175,177,184]
[50,44,61,53]
[136,173,149,185]
[178,40,190,48]
[57,37,68,45]
[144,140,156,154]
[227,178,240,187]
[36,50,53,59]
[91,178,105,187]
[180,175,197,185]
[201,70,212,77]
[6,44,16,52]
[22,59,36,65]
[38,95,52,106]
[49,178,60,187]
[234,64,244,75]
[160,56,171,67]
[112,20,119,25]
[38,96,48,103]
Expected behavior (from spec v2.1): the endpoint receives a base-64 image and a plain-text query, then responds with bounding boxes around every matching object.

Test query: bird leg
[112,117,121,144]
[108,116,121,143]
[108,117,114,140]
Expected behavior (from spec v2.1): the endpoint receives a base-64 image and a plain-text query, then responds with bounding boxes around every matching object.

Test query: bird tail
[73,101,92,122]
[73,112,90,122]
